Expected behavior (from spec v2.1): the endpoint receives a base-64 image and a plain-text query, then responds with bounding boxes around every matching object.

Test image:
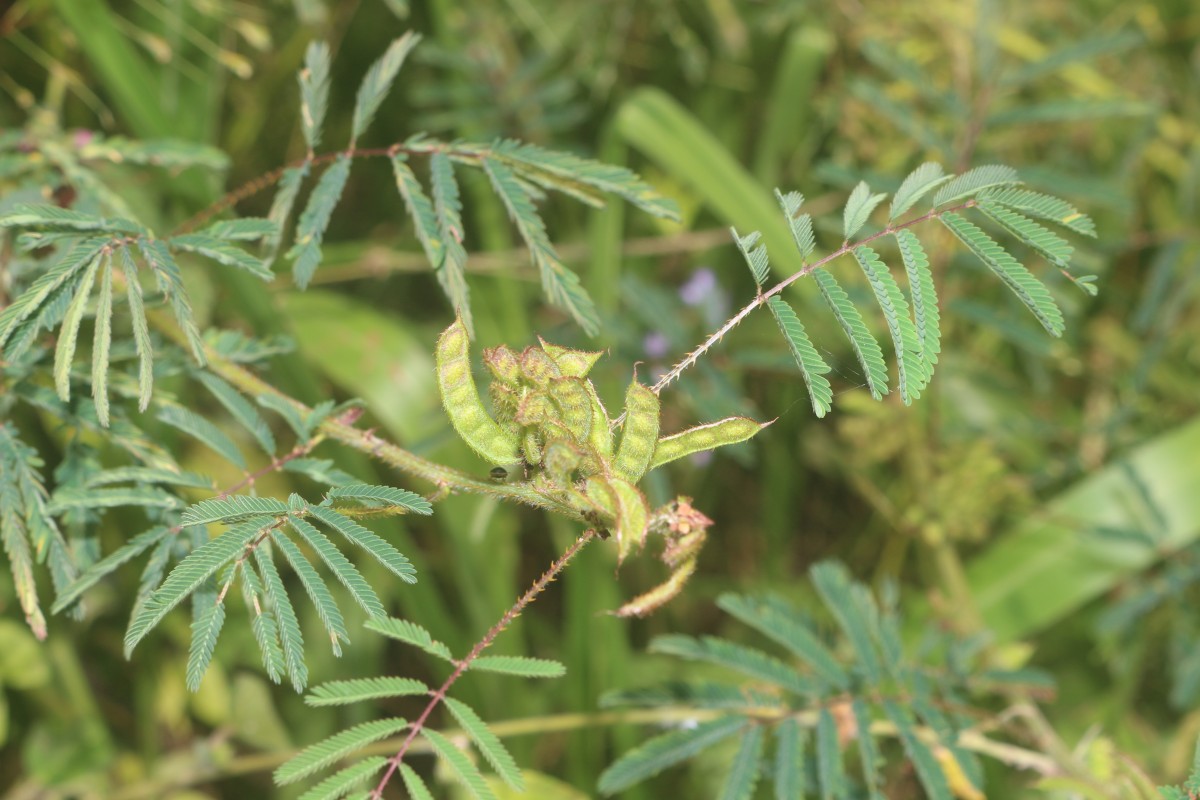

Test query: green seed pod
[482,344,521,387]
[543,437,583,486]
[585,475,649,563]
[584,383,613,458]
[522,428,543,465]
[613,379,660,483]
[436,318,520,465]
[488,381,520,423]
[538,338,605,378]
[649,416,770,470]
[548,377,592,445]
[519,346,560,387]
[515,390,552,427]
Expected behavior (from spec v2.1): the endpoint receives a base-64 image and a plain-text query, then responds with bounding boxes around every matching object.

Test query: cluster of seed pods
[436,317,768,609]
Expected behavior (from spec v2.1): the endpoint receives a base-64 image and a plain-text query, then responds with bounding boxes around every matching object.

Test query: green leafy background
[0,0,1197,797]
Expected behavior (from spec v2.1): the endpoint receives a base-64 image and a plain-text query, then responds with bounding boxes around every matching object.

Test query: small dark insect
[489,466,508,483]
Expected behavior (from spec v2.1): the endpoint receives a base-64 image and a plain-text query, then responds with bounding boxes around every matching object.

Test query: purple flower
[679,267,717,306]
[643,331,670,359]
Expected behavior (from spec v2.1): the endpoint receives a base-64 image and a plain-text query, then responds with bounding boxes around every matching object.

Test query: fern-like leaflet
[599,561,1054,798]
[651,161,1095,417]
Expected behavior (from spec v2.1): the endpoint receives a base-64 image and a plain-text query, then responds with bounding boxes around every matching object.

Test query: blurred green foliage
[0,0,1198,797]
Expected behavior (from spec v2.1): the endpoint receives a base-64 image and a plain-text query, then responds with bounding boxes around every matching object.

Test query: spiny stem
[370,530,596,798]
[148,310,586,519]
[648,201,975,397]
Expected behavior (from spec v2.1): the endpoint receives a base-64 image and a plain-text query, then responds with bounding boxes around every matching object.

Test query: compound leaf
[423,727,497,800]
[305,676,428,706]
[255,544,308,691]
[271,530,348,655]
[933,164,1020,207]
[289,518,384,618]
[598,716,746,795]
[297,757,388,800]
[186,593,227,692]
[182,495,289,527]
[890,162,952,220]
[298,41,331,150]
[288,155,351,289]
[469,655,565,678]
[275,718,409,785]
[445,696,524,790]
[812,268,888,399]
[124,520,261,655]
[351,33,419,142]
[326,484,432,515]
[482,155,599,335]
[767,295,833,417]
[853,246,927,403]
[365,617,453,662]
[308,505,417,584]
[940,211,1065,336]
[843,181,887,240]
[720,723,765,800]
[650,635,811,695]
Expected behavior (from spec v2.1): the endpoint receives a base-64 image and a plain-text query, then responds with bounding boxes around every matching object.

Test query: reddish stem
[370,530,596,798]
